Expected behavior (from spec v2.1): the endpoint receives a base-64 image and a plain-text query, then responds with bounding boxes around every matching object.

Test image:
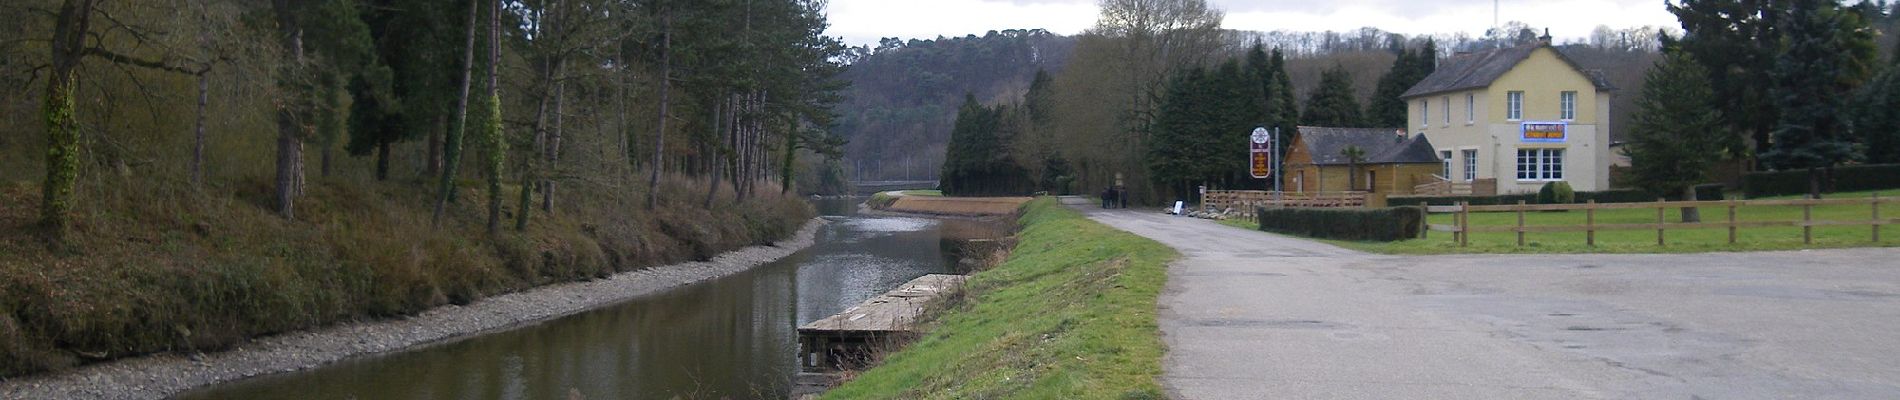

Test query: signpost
[1250,127,1273,179]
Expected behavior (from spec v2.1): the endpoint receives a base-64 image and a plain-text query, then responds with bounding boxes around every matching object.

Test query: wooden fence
[1412,178,1497,196]
[1203,190,1367,217]
[1425,194,1895,247]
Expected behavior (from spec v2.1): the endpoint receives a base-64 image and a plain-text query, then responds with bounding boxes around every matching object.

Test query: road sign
[1249,127,1273,179]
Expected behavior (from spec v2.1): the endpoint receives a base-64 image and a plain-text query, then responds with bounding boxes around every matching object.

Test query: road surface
[1075,205,1900,399]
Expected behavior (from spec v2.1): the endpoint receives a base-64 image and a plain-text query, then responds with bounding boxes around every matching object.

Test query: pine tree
[1851,41,1900,164]
[1763,0,1877,198]
[1368,40,1418,128]
[1302,64,1363,128]
[1627,51,1725,222]
[1670,0,1789,160]
[1265,48,1300,132]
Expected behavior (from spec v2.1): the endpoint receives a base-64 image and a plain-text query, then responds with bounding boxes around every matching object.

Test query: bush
[1742,163,1900,198]
[1537,181,1575,204]
[1254,206,1425,242]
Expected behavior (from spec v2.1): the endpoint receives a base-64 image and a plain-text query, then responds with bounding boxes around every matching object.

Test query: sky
[823,0,1682,47]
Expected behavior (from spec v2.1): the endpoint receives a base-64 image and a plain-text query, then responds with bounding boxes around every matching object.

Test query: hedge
[1742,164,1900,198]
[1388,186,1724,207]
[1254,206,1425,242]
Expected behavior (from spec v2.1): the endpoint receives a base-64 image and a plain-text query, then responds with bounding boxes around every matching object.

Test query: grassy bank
[0,174,811,377]
[823,198,1178,399]
[1219,191,1899,254]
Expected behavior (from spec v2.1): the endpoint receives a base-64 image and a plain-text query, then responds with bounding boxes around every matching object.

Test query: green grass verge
[1218,190,1900,254]
[823,198,1178,400]
[901,190,943,197]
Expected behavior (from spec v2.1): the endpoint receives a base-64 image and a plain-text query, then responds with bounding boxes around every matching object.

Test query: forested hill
[833,30,1076,181]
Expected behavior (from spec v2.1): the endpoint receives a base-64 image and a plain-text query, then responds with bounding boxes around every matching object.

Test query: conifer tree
[1626,51,1725,222]
[1851,41,1900,164]
[1302,65,1364,128]
[1764,0,1877,198]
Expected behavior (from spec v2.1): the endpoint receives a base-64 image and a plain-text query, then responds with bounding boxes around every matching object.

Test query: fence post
[1803,200,1814,245]
[1656,197,1667,246]
[1727,199,1738,245]
[1586,199,1596,247]
[1458,201,1469,247]
[1874,192,1882,243]
[1516,200,1527,247]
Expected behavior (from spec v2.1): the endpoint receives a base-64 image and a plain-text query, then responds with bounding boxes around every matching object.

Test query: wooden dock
[796,274,967,371]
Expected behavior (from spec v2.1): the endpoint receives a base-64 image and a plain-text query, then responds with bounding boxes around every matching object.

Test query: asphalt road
[1075,205,1900,400]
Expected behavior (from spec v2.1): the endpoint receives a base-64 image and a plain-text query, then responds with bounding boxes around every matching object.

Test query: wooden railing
[1426,195,1895,247]
[1412,178,1496,196]
[1203,190,1367,217]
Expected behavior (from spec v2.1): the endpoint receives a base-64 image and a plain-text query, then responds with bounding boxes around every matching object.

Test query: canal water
[178,198,1004,400]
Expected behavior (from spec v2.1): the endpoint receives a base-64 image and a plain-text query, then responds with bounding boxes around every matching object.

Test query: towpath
[1073,203,1900,399]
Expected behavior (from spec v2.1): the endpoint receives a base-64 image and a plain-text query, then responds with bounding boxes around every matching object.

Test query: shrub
[1742,163,1900,198]
[1254,206,1425,242]
[1537,181,1575,204]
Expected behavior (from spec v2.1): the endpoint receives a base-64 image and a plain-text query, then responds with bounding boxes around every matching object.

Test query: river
[177,198,1003,400]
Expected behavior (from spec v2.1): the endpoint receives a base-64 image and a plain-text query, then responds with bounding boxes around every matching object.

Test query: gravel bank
[0,218,827,400]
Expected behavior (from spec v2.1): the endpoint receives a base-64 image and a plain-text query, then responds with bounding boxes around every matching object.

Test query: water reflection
[178,198,995,400]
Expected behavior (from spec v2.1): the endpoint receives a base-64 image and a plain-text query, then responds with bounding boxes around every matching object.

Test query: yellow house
[1401,38,1615,194]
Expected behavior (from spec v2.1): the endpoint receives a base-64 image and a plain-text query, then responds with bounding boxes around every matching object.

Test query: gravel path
[1076,207,1900,399]
[0,218,827,400]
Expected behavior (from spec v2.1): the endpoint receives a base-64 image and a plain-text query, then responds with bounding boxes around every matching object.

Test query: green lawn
[1229,191,1899,254]
[823,198,1177,399]
[900,190,943,196]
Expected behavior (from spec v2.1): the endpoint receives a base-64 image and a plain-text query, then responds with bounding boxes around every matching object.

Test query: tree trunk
[704,97,725,208]
[190,69,209,188]
[781,117,797,195]
[375,140,392,181]
[484,0,503,235]
[1808,167,1822,199]
[270,0,307,220]
[543,81,563,212]
[432,0,481,226]
[40,0,96,242]
[426,116,443,176]
[645,10,671,209]
[617,45,632,176]
[1680,185,1701,223]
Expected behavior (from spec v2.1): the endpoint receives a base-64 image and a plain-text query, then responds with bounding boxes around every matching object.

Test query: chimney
[1539,28,1552,45]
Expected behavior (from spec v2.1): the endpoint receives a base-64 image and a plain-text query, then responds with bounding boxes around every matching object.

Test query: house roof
[1294,126,1441,166]
[1399,43,1616,99]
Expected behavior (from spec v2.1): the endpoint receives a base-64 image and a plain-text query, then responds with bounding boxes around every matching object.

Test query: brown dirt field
[885,196,1032,216]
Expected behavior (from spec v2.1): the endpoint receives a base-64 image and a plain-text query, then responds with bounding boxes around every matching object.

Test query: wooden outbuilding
[1282,126,1444,196]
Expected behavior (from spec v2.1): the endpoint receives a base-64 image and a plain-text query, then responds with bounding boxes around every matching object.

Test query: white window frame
[1465,94,1475,124]
[1461,149,1478,181]
[1440,150,1453,179]
[1506,91,1524,121]
[1442,96,1450,125]
[1421,100,1429,129]
[1515,148,1565,181]
[1560,91,1577,121]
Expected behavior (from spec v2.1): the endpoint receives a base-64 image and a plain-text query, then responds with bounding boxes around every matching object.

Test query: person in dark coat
[1101,187,1116,208]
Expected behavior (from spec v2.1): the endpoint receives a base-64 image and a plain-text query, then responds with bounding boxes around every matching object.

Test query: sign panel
[1522,122,1567,142]
[1249,127,1273,179]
